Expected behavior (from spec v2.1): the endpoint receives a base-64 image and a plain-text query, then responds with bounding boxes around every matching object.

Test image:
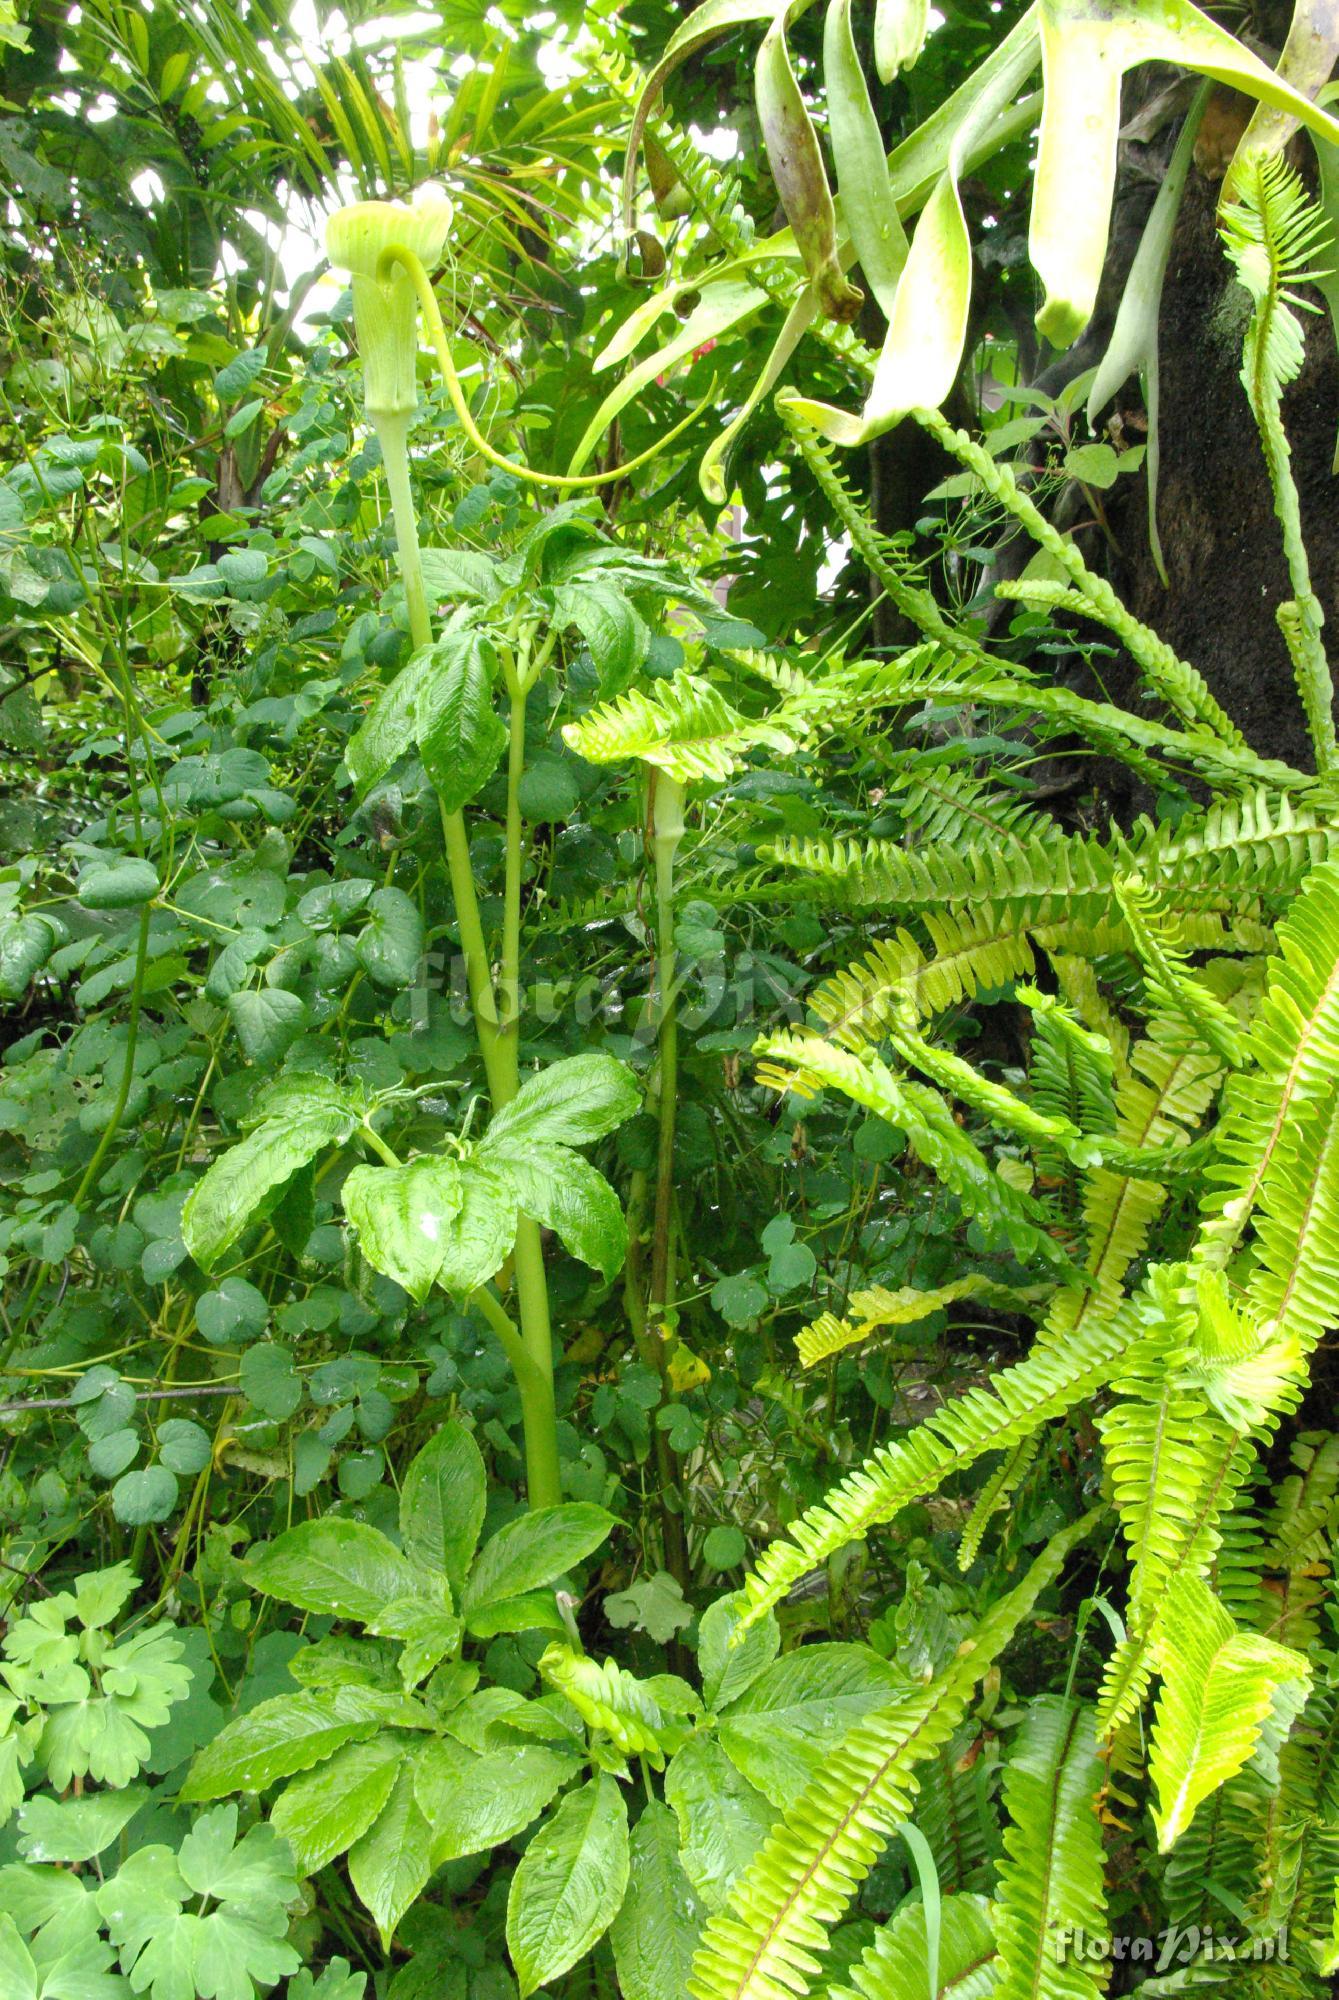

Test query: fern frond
[1256,1432,1339,1650]
[1097,1294,1234,1632]
[883,755,1049,848]
[959,1433,1042,1571]
[562,672,798,784]
[1024,987,1117,1198]
[738,1313,1138,1632]
[807,915,1039,1043]
[993,1696,1108,2000]
[783,417,978,659]
[755,1030,1072,1270]
[914,1728,1000,1895]
[690,1518,1098,2000]
[1113,873,1245,1067]
[1148,1573,1310,1851]
[834,644,1305,793]
[764,828,1118,923]
[796,1277,1043,1369]
[1042,1018,1221,1352]
[1160,1774,1266,1935]
[1220,152,1337,774]
[829,1893,999,2000]
[1193,858,1339,1273]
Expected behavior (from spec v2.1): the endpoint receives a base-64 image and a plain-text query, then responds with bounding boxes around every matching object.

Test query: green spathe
[325,189,455,418]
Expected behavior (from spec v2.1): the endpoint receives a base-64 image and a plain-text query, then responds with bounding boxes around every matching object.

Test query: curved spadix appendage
[1032,0,1339,349]
[324,194,707,488]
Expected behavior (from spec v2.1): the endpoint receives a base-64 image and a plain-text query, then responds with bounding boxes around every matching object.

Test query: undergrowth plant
[2,3,1339,1998]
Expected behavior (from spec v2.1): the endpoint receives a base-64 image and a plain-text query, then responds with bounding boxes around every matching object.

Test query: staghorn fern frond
[690,1517,1099,2000]
[795,1276,1044,1369]
[562,671,798,784]
[828,1892,999,2000]
[1148,1572,1310,1851]
[993,1696,1108,2000]
[737,1312,1140,1632]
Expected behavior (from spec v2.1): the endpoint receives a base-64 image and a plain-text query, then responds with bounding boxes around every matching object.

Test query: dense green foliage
[3,1,1339,1997]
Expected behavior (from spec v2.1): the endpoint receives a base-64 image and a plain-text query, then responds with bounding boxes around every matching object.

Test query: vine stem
[372,407,561,1507]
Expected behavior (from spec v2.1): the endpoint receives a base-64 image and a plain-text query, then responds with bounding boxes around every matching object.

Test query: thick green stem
[648,776,684,1328]
[490,683,561,1508]
[500,683,526,1040]
[646,775,689,1590]
[373,407,559,1505]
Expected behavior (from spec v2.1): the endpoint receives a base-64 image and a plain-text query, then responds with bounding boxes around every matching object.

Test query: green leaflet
[97,1807,300,2000]
[341,1155,464,1303]
[270,1736,406,1872]
[399,1419,487,1595]
[435,1156,517,1297]
[493,1142,628,1279]
[460,1503,615,1622]
[245,1519,423,1623]
[612,1802,709,2000]
[506,1772,631,1998]
[346,628,506,810]
[417,630,508,813]
[414,1736,573,1864]
[348,1754,436,1949]
[181,1104,355,1271]
[696,1592,781,1712]
[715,1644,914,1797]
[665,1736,776,1913]
[479,1052,640,1152]
[180,1685,428,1799]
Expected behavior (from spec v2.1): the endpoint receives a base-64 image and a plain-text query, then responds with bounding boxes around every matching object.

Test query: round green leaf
[111,1465,179,1525]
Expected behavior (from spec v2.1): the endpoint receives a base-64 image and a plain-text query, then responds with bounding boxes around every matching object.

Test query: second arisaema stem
[646,771,690,1592]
